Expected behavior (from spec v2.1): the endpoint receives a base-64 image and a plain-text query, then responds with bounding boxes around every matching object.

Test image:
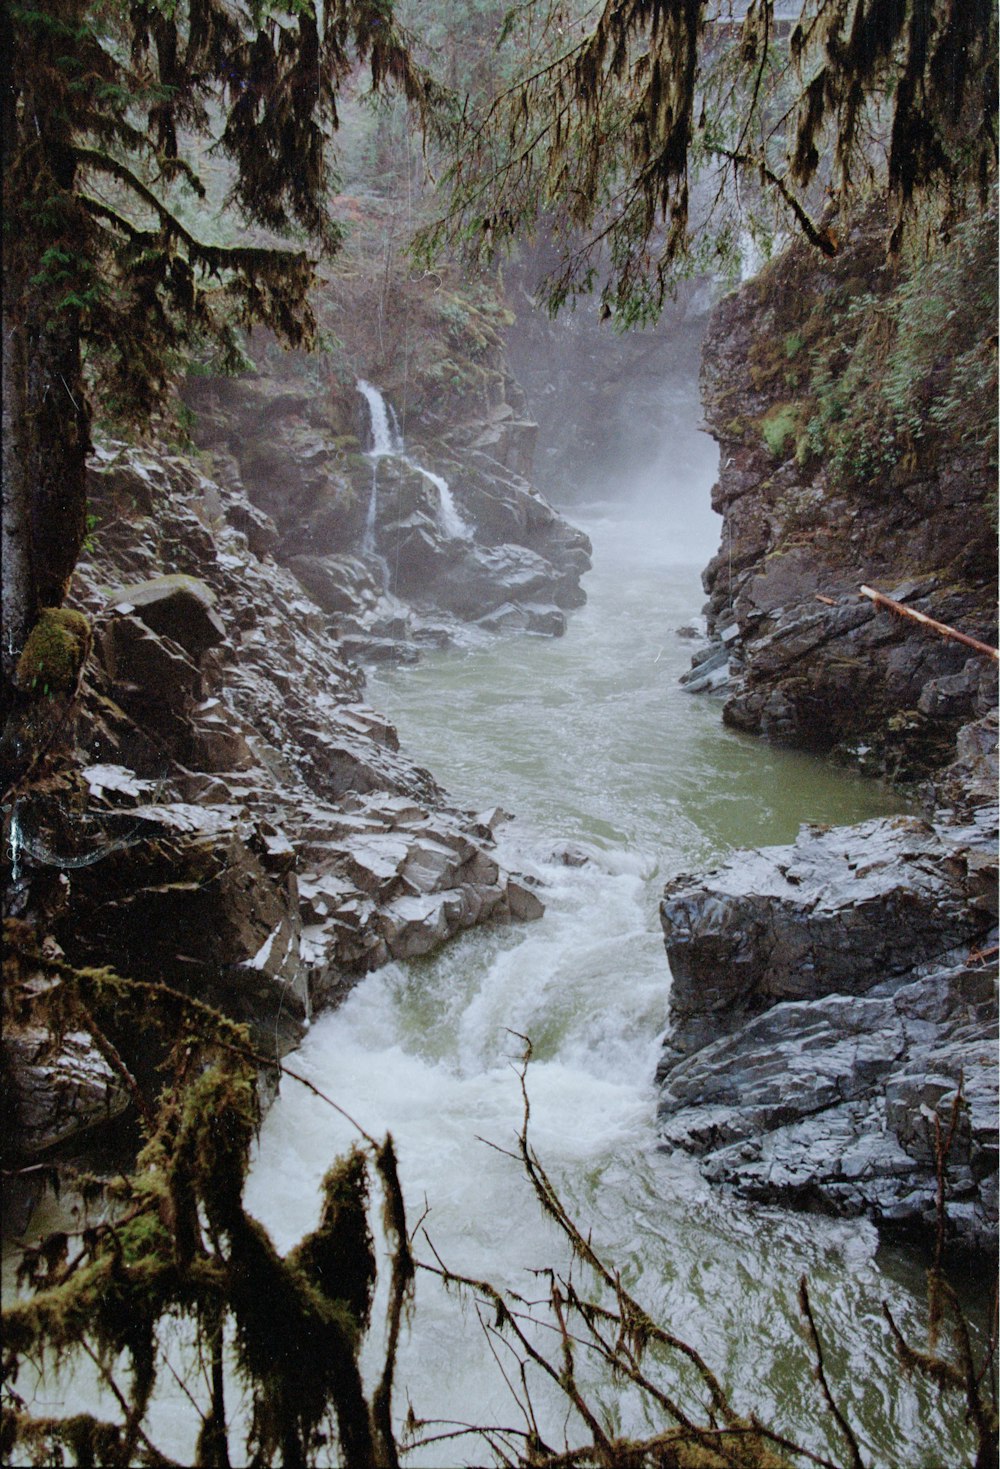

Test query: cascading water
[237,488,977,1465]
[356,378,473,550]
[357,377,402,457]
[413,465,472,539]
[356,379,400,564]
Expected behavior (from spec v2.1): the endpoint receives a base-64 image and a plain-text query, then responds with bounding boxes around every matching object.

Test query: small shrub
[760,403,802,458]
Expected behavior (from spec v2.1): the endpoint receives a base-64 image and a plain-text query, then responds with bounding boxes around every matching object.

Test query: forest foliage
[417,0,998,321]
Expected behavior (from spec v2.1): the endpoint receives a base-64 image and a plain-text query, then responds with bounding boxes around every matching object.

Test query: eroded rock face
[658,962,997,1249]
[2,439,545,1178]
[690,210,997,788]
[661,816,995,1058]
[658,815,998,1249]
[182,372,591,660]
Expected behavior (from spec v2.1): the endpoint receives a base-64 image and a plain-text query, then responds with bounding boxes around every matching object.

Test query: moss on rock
[14,609,92,695]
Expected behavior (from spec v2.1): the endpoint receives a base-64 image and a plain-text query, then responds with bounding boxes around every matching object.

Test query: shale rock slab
[658,814,998,1249]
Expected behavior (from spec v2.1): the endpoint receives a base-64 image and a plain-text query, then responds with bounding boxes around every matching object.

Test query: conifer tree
[1,0,435,706]
[420,0,998,321]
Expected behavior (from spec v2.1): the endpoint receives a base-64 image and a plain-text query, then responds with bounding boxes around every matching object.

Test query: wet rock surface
[658,815,998,1250]
[183,372,591,662]
[3,437,547,1176]
[689,212,997,788]
[658,212,999,1254]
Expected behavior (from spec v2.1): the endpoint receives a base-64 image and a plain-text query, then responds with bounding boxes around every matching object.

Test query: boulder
[657,961,997,1250]
[660,815,996,1059]
[108,575,226,658]
[288,553,382,615]
[657,813,998,1248]
[98,614,201,708]
[432,544,560,619]
[57,802,308,1059]
[3,1022,130,1158]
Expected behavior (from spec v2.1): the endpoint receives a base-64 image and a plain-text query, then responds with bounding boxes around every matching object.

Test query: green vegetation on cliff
[745,198,998,489]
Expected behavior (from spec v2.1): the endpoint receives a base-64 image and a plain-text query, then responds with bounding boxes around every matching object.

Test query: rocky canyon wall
[658,209,999,1253]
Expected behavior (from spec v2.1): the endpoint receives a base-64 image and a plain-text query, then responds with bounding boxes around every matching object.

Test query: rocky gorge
[2,359,588,1221]
[3,207,996,1276]
[657,209,998,1252]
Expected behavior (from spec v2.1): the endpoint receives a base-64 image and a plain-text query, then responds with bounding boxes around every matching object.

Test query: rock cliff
[692,204,997,788]
[659,210,999,1252]
[183,366,591,661]
[2,424,552,1211]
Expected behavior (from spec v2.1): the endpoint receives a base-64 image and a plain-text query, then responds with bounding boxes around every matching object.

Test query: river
[237,474,975,1464]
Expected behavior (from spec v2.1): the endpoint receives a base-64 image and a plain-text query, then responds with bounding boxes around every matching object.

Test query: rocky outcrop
[2,437,546,1186]
[658,815,998,1250]
[690,208,997,788]
[183,370,591,661]
[656,215,999,1253]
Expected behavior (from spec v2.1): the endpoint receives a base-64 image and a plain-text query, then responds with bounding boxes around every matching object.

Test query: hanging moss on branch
[3,944,996,1466]
[416,0,998,323]
[1,927,415,1469]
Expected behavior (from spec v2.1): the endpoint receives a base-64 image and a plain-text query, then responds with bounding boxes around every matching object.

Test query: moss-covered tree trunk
[1,0,91,712]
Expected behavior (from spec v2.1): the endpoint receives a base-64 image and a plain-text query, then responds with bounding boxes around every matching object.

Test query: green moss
[14,608,92,695]
[760,403,805,459]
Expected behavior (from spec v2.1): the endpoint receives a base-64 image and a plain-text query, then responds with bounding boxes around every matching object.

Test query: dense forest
[2,2,998,1466]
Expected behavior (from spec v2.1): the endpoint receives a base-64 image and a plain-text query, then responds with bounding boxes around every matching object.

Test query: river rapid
[239,470,975,1464]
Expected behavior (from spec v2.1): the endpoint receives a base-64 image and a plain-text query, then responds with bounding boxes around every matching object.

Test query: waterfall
[357,379,399,563]
[355,379,472,544]
[414,466,472,540]
[357,378,403,457]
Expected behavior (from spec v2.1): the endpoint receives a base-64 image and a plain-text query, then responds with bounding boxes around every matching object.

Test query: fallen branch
[859,586,999,662]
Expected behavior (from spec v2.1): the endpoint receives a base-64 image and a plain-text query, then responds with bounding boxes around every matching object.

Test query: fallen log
[859,585,999,662]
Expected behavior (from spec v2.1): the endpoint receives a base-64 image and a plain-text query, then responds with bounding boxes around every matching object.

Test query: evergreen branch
[74,147,312,276]
[73,146,208,250]
[708,145,836,253]
[78,192,153,240]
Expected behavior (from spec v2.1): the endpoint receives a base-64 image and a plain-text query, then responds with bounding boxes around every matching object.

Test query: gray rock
[3,1022,130,1158]
[109,574,227,658]
[657,814,998,1250]
[661,815,995,1057]
[288,553,381,615]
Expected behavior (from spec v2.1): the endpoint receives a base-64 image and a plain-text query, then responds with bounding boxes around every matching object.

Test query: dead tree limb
[859,586,999,661]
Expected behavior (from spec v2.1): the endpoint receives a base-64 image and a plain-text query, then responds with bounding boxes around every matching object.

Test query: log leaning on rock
[859,584,1000,662]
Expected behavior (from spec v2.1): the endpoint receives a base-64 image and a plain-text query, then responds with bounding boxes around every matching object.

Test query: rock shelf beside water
[658,815,998,1250]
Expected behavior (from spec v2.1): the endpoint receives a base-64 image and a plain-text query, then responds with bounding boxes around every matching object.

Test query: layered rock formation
[660,211,999,1252]
[2,436,545,1191]
[691,208,997,787]
[183,368,591,660]
[658,816,998,1249]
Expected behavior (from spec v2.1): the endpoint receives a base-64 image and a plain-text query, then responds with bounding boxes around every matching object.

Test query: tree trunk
[26,302,90,613]
[1,280,35,703]
[2,0,91,712]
